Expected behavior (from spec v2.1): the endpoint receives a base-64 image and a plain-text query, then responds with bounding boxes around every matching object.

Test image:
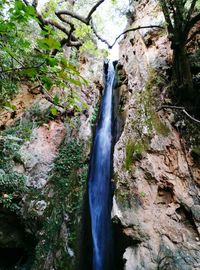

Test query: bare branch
[32,0,38,8]
[55,10,87,24]
[182,109,200,124]
[86,0,105,22]
[185,13,200,36]
[37,11,81,48]
[22,0,29,5]
[159,0,174,33]
[110,25,164,48]
[90,19,111,48]
[56,13,74,28]
[157,105,185,111]
[157,105,200,124]
[56,0,105,25]
[186,0,198,21]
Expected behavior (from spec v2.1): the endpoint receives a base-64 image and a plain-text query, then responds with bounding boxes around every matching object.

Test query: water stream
[88,61,116,270]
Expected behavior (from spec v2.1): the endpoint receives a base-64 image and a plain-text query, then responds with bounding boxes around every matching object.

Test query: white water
[88,61,115,270]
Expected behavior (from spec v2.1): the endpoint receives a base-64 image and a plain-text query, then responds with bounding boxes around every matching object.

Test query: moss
[132,68,169,138]
[33,139,88,270]
[192,147,200,156]
[190,146,200,164]
[125,142,144,171]
[125,140,149,171]
[115,189,132,209]
[150,111,170,136]
[140,191,146,197]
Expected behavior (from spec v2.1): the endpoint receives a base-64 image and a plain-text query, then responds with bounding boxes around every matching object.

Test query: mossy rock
[32,139,88,270]
[125,140,149,171]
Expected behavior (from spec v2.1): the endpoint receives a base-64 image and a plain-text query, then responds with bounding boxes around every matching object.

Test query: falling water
[88,60,115,270]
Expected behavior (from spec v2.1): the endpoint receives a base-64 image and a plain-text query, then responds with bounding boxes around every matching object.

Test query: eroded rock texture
[0,53,103,269]
[113,0,200,269]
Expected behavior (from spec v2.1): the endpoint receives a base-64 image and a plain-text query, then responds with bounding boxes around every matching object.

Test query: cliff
[0,55,103,269]
[1,0,200,269]
[113,0,200,269]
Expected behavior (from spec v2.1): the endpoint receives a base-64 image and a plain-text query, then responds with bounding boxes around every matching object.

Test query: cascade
[88,60,116,270]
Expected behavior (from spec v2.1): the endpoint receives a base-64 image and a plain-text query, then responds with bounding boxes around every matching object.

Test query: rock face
[21,120,66,189]
[0,52,103,269]
[113,0,200,269]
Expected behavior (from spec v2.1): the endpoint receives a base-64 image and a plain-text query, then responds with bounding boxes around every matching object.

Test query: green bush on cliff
[33,139,88,270]
[0,114,37,212]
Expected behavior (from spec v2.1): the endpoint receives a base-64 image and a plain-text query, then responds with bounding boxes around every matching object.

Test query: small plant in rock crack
[90,106,99,127]
[0,193,21,212]
[140,191,146,197]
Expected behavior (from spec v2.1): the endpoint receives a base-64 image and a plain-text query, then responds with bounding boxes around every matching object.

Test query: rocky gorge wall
[113,0,200,269]
[0,54,103,269]
[1,0,200,269]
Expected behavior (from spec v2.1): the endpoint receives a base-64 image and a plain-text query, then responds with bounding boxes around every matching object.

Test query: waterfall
[88,61,116,270]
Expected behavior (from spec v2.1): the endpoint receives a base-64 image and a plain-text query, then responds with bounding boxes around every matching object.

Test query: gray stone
[191,205,200,222]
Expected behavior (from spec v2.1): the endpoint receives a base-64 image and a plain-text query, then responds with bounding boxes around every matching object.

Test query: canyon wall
[113,0,200,269]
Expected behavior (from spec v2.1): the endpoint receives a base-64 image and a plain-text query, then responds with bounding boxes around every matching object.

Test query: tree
[159,0,200,98]
[22,0,106,50]
[0,0,107,111]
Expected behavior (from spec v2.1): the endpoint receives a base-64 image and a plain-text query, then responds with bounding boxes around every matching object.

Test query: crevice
[112,218,141,270]
[176,205,199,236]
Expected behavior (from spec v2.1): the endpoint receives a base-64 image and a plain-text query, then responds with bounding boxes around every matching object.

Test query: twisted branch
[157,105,200,124]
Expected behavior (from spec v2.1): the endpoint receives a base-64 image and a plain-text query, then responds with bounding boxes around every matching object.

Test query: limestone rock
[114,0,200,268]
[20,121,66,189]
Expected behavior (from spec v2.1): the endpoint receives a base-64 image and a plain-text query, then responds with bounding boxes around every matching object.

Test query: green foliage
[0,0,87,109]
[90,105,99,127]
[140,191,146,197]
[125,141,146,171]
[133,68,169,137]
[33,139,88,269]
[26,103,53,125]
[0,120,32,212]
[0,103,52,213]
[0,193,21,212]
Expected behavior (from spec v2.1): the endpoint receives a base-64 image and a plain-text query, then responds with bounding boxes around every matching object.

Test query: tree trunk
[172,45,193,99]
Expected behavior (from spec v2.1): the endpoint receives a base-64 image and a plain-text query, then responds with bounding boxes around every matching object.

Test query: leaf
[39,37,61,50]
[48,57,58,67]
[65,77,82,86]
[14,1,24,11]
[37,39,50,50]
[41,75,53,90]
[79,75,88,85]
[22,68,37,77]
[25,6,36,17]
[0,24,7,33]
[53,95,59,105]
[3,102,17,112]
[50,107,58,116]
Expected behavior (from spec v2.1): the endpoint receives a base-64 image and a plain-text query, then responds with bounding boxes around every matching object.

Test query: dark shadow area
[77,190,92,270]
[112,219,141,270]
[0,248,27,269]
[0,208,36,270]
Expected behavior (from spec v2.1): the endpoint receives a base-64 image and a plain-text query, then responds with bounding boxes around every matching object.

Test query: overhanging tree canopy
[159,0,200,95]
